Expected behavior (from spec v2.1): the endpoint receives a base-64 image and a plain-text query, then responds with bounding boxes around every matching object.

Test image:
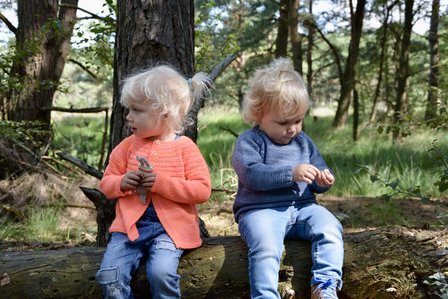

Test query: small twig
[219,126,239,138]
[41,155,84,177]
[212,188,235,194]
[43,203,96,210]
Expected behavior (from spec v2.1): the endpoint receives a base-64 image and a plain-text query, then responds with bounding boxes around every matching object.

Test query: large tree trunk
[6,0,78,141]
[424,0,440,121]
[392,0,414,142]
[2,227,447,298]
[109,0,195,151]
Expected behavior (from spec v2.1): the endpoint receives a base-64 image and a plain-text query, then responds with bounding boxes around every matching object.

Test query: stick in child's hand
[136,156,152,204]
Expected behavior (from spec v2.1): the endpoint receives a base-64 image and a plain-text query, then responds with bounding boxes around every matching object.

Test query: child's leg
[146,232,183,299]
[292,204,344,289]
[238,208,290,299]
[96,232,144,299]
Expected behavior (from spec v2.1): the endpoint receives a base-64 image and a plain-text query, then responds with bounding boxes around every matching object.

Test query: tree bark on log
[1,227,447,298]
[0,237,310,299]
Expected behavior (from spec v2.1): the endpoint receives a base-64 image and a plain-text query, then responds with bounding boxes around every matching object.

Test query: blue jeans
[96,204,184,299]
[238,203,343,299]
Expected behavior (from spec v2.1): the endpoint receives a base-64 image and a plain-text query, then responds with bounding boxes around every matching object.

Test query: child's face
[259,107,304,144]
[125,98,168,140]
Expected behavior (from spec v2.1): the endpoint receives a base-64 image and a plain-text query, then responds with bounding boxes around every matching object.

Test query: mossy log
[1,227,447,298]
[0,236,311,299]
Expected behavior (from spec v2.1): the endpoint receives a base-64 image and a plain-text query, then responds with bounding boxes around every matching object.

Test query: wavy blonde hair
[242,58,310,124]
[120,65,211,134]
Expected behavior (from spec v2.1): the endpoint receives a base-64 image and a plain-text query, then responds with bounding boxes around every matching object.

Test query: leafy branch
[428,139,448,193]
[354,163,431,203]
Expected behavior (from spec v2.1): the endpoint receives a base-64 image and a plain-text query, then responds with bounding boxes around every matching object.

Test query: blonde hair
[120,65,211,134]
[242,58,310,124]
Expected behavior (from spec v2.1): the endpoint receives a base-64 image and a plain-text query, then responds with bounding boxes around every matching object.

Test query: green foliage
[52,115,106,169]
[374,103,448,195]
[195,0,241,72]
[0,120,49,149]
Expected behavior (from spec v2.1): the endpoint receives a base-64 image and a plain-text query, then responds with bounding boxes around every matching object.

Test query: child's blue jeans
[238,203,343,299]
[96,204,183,299]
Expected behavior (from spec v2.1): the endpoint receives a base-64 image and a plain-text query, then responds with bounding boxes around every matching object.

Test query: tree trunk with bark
[6,0,78,140]
[2,227,447,298]
[109,0,195,151]
[306,1,314,97]
[274,0,289,58]
[392,0,414,142]
[0,0,78,178]
[332,0,366,128]
[425,0,440,121]
[369,2,395,122]
[289,0,302,75]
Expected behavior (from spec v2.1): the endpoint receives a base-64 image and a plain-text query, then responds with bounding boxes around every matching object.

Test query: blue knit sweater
[232,126,332,222]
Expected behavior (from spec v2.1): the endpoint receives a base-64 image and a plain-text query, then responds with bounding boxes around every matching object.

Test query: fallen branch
[56,152,103,179]
[2,227,446,298]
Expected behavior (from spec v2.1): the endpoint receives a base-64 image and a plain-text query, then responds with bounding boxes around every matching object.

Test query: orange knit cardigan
[99,135,211,249]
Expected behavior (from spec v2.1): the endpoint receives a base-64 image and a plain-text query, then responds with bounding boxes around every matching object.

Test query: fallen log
[0,237,310,299]
[1,227,447,298]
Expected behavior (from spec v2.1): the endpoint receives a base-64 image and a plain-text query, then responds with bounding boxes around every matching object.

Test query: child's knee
[96,267,130,298]
[96,267,119,285]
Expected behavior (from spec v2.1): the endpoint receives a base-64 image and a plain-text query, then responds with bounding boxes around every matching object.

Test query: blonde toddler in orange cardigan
[96,65,212,299]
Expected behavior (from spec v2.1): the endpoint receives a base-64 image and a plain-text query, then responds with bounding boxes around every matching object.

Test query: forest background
[0,0,448,297]
[0,0,446,249]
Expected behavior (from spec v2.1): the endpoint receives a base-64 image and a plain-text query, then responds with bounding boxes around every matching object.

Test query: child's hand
[121,171,142,191]
[293,164,320,184]
[315,169,335,187]
[138,165,157,191]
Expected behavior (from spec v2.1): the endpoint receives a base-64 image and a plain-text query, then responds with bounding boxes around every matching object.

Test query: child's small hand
[293,164,320,184]
[121,171,142,191]
[138,165,157,191]
[315,169,335,187]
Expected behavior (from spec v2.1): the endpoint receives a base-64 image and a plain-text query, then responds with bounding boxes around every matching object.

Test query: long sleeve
[99,139,132,199]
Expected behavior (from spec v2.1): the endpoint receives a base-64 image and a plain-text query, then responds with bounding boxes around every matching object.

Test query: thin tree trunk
[332,0,366,128]
[274,0,289,58]
[425,0,440,121]
[392,0,414,142]
[352,87,359,141]
[289,0,302,75]
[306,1,314,97]
[369,2,395,122]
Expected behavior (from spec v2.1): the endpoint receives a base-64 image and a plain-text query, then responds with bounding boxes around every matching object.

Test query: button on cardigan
[100,135,212,249]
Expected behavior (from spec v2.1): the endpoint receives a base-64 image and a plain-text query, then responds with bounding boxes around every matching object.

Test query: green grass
[50,106,447,201]
[197,106,448,201]
[0,205,96,244]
